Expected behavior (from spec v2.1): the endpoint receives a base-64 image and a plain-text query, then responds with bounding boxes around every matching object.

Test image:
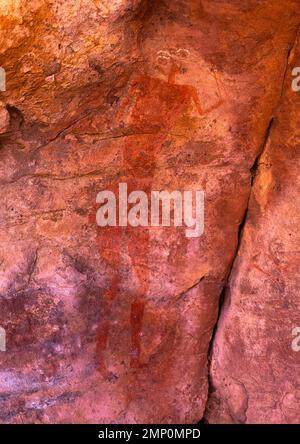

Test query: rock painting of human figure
[95,49,225,379]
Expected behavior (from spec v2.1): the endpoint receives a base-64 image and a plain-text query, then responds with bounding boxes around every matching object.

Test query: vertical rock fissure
[201,115,275,423]
[202,26,300,421]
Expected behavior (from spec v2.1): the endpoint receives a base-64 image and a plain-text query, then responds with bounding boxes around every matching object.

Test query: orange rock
[206,32,300,425]
[0,0,299,424]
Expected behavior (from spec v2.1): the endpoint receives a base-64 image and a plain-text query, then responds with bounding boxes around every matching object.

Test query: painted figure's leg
[96,274,120,378]
[130,297,146,368]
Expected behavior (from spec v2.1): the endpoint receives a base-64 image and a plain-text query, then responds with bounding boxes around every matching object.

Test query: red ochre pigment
[94,62,221,378]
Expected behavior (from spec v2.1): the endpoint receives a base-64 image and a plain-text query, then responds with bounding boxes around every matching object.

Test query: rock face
[0,103,9,134]
[206,34,300,424]
[0,0,299,424]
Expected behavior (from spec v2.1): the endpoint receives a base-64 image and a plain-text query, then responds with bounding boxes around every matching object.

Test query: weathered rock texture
[0,0,299,424]
[205,31,300,424]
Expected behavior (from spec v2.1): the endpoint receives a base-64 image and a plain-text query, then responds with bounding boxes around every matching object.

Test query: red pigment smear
[96,275,119,378]
[130,298,146,369]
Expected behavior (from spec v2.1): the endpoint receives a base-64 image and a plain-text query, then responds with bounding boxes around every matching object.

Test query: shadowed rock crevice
[204,23,300,424]
[204,111,280,424]
[1,0,300,424]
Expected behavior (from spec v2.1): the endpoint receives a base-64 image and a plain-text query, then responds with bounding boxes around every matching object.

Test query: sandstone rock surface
[0,0,299,424]
[206,33,300,424]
